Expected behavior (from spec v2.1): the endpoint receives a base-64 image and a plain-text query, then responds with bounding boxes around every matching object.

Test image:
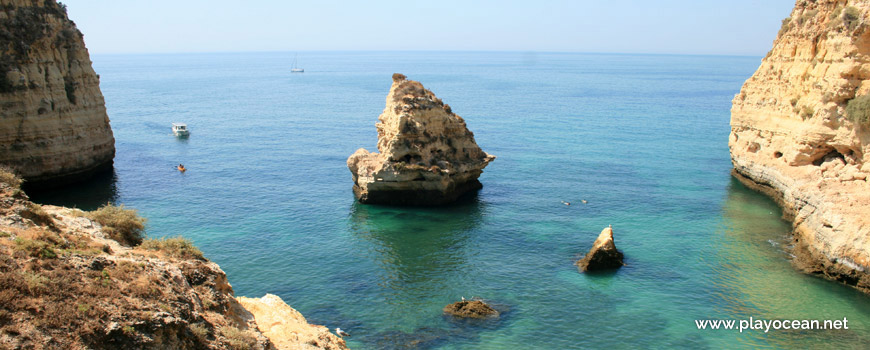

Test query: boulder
[443,300,498,319]
[576,226,624,272]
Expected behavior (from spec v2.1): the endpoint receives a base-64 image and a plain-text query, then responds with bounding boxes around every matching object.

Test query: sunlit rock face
[730,0,870,292]
[347,74,495,205]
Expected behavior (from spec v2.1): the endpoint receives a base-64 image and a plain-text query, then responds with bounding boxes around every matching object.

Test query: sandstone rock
[0,0,115,188]
[576,226,624,272]
[347,74,495,205]
[443,300,499,319]
[730,0,870,293]
[237,294,349,350]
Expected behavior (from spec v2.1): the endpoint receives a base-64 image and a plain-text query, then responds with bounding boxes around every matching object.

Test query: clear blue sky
[60,0,795,56]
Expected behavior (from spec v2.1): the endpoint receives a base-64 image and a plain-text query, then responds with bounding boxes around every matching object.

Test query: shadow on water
[707,177,870,348]
[345,195,518,348]
[347,194,486,289]
[27,169,119,210]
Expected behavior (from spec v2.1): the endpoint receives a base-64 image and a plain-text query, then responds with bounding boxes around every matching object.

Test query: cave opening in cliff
[812,148,846,166]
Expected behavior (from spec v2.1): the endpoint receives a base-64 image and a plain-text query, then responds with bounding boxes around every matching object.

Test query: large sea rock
[347,74,495,205]
[0,0,115,188]
[576,226,624,272]
[729,0,870,292]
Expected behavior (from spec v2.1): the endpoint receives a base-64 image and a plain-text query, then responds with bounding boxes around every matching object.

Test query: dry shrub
[139,237,203,260]
[0,165,22,188]
[125,275,162,298]
[21,203,54,228]
[221,326,258,350]
[190,323,209,342]
[85,203,146,246]
[194,285,217,310]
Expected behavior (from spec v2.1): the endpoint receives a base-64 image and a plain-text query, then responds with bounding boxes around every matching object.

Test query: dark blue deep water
[33,52,870,349]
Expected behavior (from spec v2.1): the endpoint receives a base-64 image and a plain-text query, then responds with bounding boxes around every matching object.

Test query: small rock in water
[576,226,625,272]
[443,300,499,319]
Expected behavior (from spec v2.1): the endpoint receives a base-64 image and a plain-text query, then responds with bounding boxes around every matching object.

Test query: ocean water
[32,52,870,349]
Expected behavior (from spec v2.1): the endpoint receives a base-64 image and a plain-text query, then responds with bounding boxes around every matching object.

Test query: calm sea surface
[32,52,870,349]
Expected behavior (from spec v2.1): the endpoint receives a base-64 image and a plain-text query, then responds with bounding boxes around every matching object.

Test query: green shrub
[13,237,57,259]
[800,106,815,120]
[86,204,146,246]
[844,6,861,30]
[779,17,792,36]
[140,237,204,260]
[846,95,870,127]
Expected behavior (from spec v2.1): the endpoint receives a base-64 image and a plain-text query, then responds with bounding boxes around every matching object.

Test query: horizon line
[88,49,766,59]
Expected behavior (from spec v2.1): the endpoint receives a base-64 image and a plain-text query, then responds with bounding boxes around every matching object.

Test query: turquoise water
[32,52,870,349]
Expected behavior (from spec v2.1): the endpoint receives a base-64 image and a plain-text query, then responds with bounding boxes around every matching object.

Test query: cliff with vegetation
[730,0,870,292]
[0,0,114,188]
[0,168,348,349]
[347,74,495,205]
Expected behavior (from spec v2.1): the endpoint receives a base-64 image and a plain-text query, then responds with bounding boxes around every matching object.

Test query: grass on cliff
[0,165,22,189]
[845,95,870,127]
[828,5,861,31]
[84,203,146,246]
[139,237,204,260]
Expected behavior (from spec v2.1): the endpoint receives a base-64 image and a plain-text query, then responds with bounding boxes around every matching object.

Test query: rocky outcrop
[575,226,624,272]
[0,170,347,349]
[0,0,115,188]
[237,294,348,350]
[730,0,870,292]
[347,74,495,205]
[443,299,499,319]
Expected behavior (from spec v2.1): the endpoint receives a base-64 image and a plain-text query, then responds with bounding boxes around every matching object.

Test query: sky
[59,0,796,56]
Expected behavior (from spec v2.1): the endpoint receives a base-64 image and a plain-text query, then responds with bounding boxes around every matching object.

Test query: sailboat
[291,54,304,73]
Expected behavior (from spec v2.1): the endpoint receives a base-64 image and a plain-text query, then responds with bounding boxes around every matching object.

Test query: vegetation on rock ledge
[845,95,870,127]
[83,204,147,246]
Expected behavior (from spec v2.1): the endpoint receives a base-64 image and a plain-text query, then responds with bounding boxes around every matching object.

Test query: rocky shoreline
[0,171,348,349]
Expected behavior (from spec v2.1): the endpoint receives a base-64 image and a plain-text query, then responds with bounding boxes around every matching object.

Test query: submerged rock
[347,73,495,205]
[443,300,499,319]
[576,226,624,272]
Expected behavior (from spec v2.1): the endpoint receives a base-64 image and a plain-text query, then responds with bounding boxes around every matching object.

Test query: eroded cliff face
[730,0,870,291]
[0,171,348,349]
[0,0,115,188]
[347,74,495,205]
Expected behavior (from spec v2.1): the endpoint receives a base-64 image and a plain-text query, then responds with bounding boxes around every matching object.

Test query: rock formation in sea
[238,294,348,350]
[347,74,495,205]
[730,0,870,292]
[0,0,115,188]
[0,169,348,349]
[443,299,499,319]
[575,226,624,272]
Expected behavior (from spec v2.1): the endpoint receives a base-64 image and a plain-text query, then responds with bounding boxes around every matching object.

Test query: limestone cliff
[0,170,348,349]
[730,0,870,291]
[0,0,115,188]
[347,74,495,205]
